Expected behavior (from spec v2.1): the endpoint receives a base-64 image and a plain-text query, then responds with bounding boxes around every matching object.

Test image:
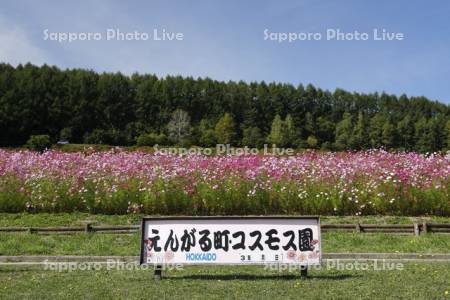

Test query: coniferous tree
[381,119,396,148]
[369,113,385,148]
[335,113,353,150]
[351,112,368,150]
[0,63,448,151]
[197,119,216,147]
[267,114,284,146]
[414,117,432,153]
[426,117,442,152]
[305,112,315,138]
[215,113,235,145]
[445,119,450,150]
[316,116,335,148]
[397,115,414,150]
[242,127,263,148]
[283,114,297,147]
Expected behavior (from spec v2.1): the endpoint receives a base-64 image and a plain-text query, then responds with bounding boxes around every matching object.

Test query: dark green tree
[381,119,396,148]
[215,113,235,145]
[335,113,353,150]
[445,119,450,150]
[397,115,414,150]
[369,113,385,149]
[0,63,448,151]
[242,127,264,148]
[283,114,298,147]
[267,114,284,146]
[351,112,368,150]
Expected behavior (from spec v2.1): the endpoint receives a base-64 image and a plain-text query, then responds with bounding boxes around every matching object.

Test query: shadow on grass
[164,273,357,281]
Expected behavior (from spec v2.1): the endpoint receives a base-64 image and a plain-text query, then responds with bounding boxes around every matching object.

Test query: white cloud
[0,17,47,66]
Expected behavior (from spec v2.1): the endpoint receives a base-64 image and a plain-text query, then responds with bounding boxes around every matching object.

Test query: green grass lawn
[0,263,449,299]
[1,231,450,256]
[1,213,449,299]
[1,213,450,227]
[0,213,449,256]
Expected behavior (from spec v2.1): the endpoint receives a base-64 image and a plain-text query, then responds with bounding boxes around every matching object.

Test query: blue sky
[1,0,450,103]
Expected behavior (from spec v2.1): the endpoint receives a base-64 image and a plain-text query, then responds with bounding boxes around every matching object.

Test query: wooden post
[355,223,362,233]
[413,223,419,236]
[154,265,162,280]
[84,223,93,233]
[422,222,428,234]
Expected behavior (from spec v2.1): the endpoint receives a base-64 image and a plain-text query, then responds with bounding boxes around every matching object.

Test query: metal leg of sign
[300,266,308,279]
[154,265,162,280]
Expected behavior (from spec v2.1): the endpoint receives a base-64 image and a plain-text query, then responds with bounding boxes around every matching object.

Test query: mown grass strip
[0,263,449,299]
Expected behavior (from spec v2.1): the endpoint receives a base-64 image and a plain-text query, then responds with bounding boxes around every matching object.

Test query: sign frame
[139,216,321,267]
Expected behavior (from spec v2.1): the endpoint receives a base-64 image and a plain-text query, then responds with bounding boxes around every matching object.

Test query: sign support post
[300,266,308,279]
[154,265,162,280]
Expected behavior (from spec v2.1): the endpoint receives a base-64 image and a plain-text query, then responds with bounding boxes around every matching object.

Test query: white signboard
[140,217,321,266]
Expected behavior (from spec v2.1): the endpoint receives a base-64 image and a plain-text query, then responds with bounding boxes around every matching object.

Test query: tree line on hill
[1,63,449,152]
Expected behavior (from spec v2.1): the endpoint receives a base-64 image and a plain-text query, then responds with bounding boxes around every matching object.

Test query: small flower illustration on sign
[165,251,175,261]
[299,253,307,262]
[287,250,297,260]
[310,239,319,250]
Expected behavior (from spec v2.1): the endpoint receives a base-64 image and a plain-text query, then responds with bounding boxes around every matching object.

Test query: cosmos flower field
[0,149,448,216]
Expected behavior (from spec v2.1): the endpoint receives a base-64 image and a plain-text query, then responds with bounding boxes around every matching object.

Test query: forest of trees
[1,63,449,152]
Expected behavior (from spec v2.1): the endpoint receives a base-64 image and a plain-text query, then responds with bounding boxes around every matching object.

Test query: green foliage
[136,132,167,146]
[267,114,284,145]
[306,135,318,148]
[83,129,107,144]
[0,176,28,212]
[59,127,72,141]
[397,115,414,150]
[369,113,385,148]
[266,114,297,147]
[0,63,449,152]
[445,119,450,150]
[242,127,264,148]
[197,119,217,147]
[199,129,217,147]
[381,119,396,148]
[283,114,297,147]
[351,112,368,150]
[1,175,448,215]
[305,112,315,137]
[26,135,51,152]
[335,113,352,150]
[316,116,335,146]
[215,113,235,144]
[415,117,434,153]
